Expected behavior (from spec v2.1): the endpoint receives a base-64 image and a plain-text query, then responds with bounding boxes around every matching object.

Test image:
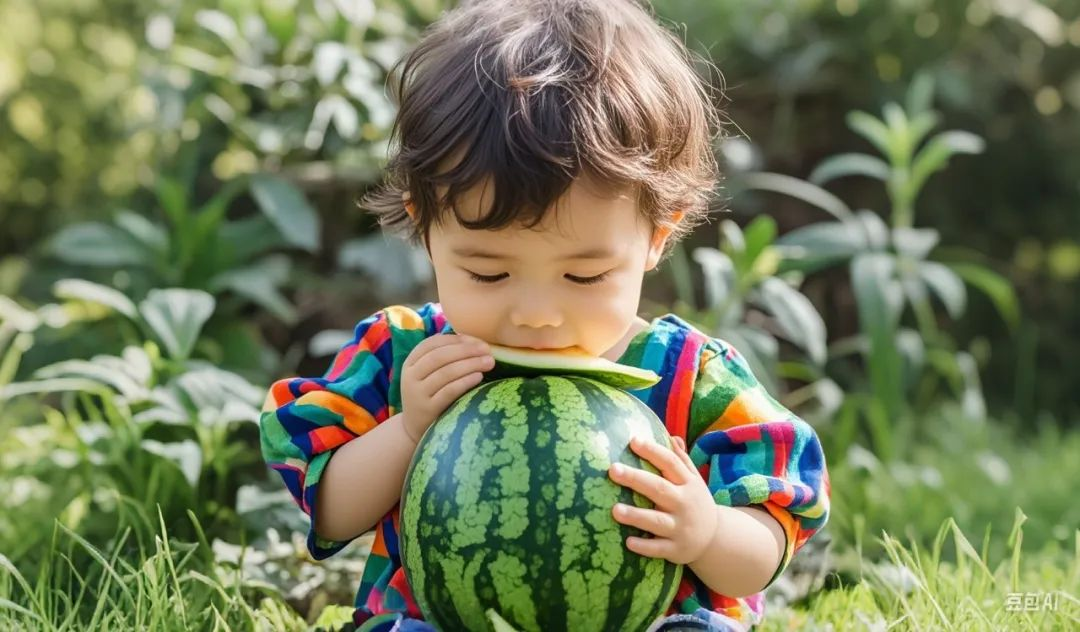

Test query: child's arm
[260,307,493,556]
[313,411,417,540]
[315,332,493,540]
[687,504,787,597]
[260,308,402,559]
[684,339,832,593]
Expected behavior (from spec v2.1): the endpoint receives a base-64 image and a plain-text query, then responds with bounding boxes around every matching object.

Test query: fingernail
[610,464,623,476]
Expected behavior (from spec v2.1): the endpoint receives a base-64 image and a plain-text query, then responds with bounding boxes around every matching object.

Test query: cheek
[437,280,501,338]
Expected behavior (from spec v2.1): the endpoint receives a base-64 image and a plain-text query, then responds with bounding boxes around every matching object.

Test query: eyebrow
[451,246,618,260]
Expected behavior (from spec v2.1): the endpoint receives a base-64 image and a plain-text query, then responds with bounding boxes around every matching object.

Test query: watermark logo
[1004,591,1060,612]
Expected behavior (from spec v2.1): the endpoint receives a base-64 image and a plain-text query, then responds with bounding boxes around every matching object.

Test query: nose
[509,301,563,330]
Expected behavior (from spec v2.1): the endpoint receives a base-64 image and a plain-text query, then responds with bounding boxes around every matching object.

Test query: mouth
[519,344,587,354]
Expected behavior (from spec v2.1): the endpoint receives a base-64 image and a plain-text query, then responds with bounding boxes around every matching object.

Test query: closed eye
[465,271,610,285]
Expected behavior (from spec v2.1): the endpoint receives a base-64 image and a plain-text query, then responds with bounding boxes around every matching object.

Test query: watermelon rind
[484,344,661,391]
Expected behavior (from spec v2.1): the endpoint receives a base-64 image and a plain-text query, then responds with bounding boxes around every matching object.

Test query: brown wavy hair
[359,0,726,258]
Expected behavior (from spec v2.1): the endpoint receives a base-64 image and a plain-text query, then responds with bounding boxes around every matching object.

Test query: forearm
[688,505,786,598]
[313,412,417,541]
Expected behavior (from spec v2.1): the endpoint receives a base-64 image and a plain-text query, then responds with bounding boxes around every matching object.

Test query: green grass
[763,509,1078,631]
[827,405,1080,564]
[2,506,1076,630]
[0,510,306,631]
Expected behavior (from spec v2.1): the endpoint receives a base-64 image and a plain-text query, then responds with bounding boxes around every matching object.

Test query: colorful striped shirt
[260,302,831,631]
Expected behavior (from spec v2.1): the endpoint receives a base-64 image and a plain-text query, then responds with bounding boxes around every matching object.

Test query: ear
[644,210,685,272]
[403,192,433,257]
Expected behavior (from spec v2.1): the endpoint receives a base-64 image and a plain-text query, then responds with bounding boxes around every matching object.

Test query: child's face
[422,173,670,359]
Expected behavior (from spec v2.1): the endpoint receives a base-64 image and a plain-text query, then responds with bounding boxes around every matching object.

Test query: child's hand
[608,435,719,565]
[400,333,494,443]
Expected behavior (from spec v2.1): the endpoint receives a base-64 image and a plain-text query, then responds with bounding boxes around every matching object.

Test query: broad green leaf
[47,223,150,267]
[846,110,893,161]
[330,96,359,140]
[313,42,349,86]
[141,439,202,488]
[132,386,189,426]
[956,351,987,420]
[718,219,746,256]
[892,227,940,260]
[850,252,905,419]
[192,177,248,246]
[194,10,238,43]
[852,210,890,251]
[751,246,782,279]
[208,255,297,324]
[182,362,264,406]
[735,172,852,220]
[0,377,110,399]
[947,262,1020,330]
[235,484,296,515]
[34,354,150,402]
[53,279,138,319]
[262,1,299,43]
[910,130,986,196]
[718,325,779,395]
[113,211,169,257]
[810,378,844,419]
[895,328,926,392]
[905,70,936,116]
[691,247,735,311]
[171,366,261,427]
[138,289,215,361]
[882,103,910,163]
[218,216,289,265]
[742,215,777,269]
[0,295,41,332]
[918,261,967,319]
[332,0,377,27]
[250,173,321,252]
[808,153,891,185]
[155,176,190,232]
[776,220,866,272]
[756,277,827,365]
[907,111,942,150]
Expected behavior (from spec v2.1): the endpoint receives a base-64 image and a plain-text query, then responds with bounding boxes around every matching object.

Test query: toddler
[260,1,830,630]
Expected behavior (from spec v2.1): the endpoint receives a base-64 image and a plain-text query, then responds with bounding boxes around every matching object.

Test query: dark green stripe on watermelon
[400,376,682,632]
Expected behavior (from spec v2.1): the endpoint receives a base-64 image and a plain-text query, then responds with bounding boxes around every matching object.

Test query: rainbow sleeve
[259,305,435,559]
[685,339,832,589]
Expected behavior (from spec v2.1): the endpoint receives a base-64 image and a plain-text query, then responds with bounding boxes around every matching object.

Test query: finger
[625,535,674,559]
[403,333,467,368]
[671,437,697,471]
[612,503,676,538]
[627,436,689,485]
[431,369,486,409]
[423,354,495,393]
[410,336,491,379]
[608,461,678,507]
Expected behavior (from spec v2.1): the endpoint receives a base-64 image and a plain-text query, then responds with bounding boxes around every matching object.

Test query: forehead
[438,172,645,242]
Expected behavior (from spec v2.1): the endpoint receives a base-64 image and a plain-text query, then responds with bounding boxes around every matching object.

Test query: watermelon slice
[483,344,661,390]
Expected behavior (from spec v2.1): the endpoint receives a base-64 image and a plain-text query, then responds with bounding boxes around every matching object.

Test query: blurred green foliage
[653,0,1080,419]
[3,0,1080,625]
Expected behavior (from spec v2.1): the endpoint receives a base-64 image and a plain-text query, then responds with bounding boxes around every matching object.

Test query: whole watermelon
[399,375,683,632]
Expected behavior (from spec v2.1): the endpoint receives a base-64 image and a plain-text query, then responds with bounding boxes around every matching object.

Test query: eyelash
[467,271,610,286]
